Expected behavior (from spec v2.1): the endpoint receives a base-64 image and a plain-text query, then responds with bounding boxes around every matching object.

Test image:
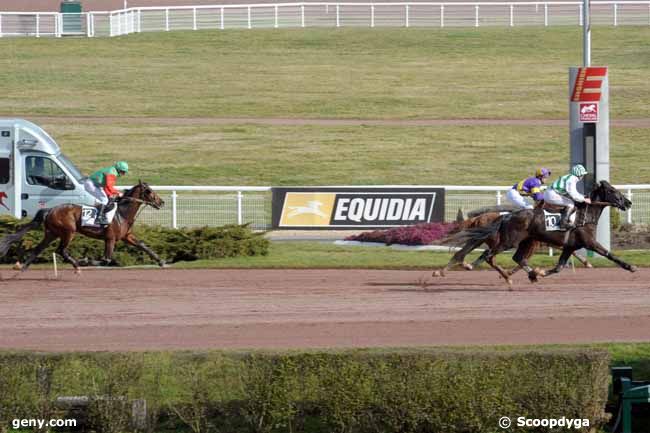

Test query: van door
[0,127,15,217]
[0,154,13,217]
[21,153,79,215]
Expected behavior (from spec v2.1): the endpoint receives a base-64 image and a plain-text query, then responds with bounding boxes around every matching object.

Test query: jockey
[84,161,129,225]
[543,164,592,229]
[505,168,551,210]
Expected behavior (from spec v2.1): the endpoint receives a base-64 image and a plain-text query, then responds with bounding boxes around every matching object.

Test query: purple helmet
[536,168,551,178]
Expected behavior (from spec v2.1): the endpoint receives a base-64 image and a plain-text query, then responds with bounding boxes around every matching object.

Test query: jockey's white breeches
[506,189,534,209]
[84,179,109,205]
[543,188,574,211]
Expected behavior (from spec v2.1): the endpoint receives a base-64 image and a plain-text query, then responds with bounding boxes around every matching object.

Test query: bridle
[120,185,162,209]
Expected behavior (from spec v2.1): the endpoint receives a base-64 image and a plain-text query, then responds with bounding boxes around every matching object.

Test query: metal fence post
[36,13,40,37]
[406,4,409,27]
[165,8,169,31]
[626,188,632,224]
[371,5,374,27]
[440,5,444,27]
[172,190,178,229]
[496,190,502,205]
[193,7,197,30]
[109,12,114,36]
[247,6,251,29]
[614,3,618,26]
[86,13,91,37]
[475,5,479,27]
[0,14,3,37]
[237,191,243,225]
[220,7,224,29]
[137,9,141,33]
[510,4,514,26]
[336,4,340,27]
[579,3,583,25]
[274,5,278,28]
[544,3,548,26]
[301,4,305,27]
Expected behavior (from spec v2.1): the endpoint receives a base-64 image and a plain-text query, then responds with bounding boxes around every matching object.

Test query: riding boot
[559,208,575,230]
[96,204,109,225]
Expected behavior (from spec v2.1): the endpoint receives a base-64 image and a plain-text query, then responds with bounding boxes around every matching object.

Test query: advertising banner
[272,187,445,229]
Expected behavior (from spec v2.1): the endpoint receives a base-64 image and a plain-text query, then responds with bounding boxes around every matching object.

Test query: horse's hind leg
[19,231,57,272]
[433,237,485,277]
[56,233,81,274]
[485,255,513,286]
[512,238,546,282]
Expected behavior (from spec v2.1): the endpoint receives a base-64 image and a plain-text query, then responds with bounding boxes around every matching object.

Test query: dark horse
[0,181,166,273]
[433,205,592,283]
[443,180,635,283]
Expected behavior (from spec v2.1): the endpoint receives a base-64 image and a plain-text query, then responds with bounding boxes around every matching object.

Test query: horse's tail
[0,209,48,257]
[442,214,508,248]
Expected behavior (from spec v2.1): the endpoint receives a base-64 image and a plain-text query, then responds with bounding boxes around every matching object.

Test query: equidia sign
[272,187,445,229]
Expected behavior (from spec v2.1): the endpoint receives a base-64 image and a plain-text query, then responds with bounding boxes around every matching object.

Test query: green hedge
[0,348,610,433]
[0,216,268,266]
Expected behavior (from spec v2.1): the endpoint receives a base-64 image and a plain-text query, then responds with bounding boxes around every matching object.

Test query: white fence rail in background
[132,184,650,229]
[1,1,649,37]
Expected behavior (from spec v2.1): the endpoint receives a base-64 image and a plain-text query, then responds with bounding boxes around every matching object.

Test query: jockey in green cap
[543,164,592,229]
[84,161,129,225]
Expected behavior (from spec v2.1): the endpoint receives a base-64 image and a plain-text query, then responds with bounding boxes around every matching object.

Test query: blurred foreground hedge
[0,216,268,266]
[0,348,609,433]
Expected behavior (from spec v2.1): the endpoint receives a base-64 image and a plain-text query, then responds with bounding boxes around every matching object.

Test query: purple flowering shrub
[345,222,459,246]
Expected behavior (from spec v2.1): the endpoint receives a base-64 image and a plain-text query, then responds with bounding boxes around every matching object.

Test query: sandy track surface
[1,268,648,351]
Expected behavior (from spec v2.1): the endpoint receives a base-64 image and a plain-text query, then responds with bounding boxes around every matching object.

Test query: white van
[0,119,96,218]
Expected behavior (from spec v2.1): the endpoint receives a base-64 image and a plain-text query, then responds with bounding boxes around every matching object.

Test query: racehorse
[433,206,592,283]
[0,181,165,274]
[442,180,634,283]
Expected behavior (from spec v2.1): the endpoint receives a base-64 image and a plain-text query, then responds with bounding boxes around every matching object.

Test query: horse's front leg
[102,238,117,266]
[123,233,166,267]
[542,248,575,278]
[584,240,637,272]
[572,251,593,268]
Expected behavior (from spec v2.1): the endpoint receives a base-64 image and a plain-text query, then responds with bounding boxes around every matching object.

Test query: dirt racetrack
[1,267,649,351]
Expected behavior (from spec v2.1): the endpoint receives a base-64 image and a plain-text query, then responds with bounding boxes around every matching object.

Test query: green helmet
[115,161,129,174]
[571,164,587,177]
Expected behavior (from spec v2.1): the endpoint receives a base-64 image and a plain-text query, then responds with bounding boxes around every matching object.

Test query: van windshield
[58,153,84,182]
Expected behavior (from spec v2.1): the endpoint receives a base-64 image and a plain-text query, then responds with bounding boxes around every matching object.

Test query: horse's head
[125,180,165,209]
[590,180,631,211]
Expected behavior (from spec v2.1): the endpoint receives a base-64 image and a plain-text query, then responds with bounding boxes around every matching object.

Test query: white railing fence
[1,2,649,37]
[132,184,650,229]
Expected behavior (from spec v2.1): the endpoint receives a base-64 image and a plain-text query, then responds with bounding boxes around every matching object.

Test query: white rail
[1,1,649,37]
[126,184,650,229]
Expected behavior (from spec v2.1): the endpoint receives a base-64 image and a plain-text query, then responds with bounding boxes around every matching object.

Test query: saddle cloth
[81,205,117,227]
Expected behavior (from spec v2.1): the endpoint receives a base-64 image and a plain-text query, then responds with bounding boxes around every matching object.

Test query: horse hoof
[13,262,22,271]
[534,267,546,277]
[506,278,513,287]
[159,261,167,268]
[432,270,442,277]
[462,263,473,271]
[585,263,594,269]
[74,268,82,275]
[630,265,638,273]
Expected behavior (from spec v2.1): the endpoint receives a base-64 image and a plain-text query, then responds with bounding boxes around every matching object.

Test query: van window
[0,158,9,184]
[25,156,72,190]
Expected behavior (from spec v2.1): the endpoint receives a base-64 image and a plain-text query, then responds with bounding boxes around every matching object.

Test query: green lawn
[174,241,650,268]
[1,27,648,186]
[41,122,650,185]
[2,27,649,120]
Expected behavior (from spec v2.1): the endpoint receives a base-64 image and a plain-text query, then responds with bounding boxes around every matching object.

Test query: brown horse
[444,180,635,283]
[0,181,165,273]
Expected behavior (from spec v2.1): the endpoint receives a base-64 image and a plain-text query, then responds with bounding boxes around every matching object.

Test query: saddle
[540,201,565,212]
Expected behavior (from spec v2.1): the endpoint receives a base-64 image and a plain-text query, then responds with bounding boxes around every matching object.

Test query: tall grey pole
[583,0,591,66]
